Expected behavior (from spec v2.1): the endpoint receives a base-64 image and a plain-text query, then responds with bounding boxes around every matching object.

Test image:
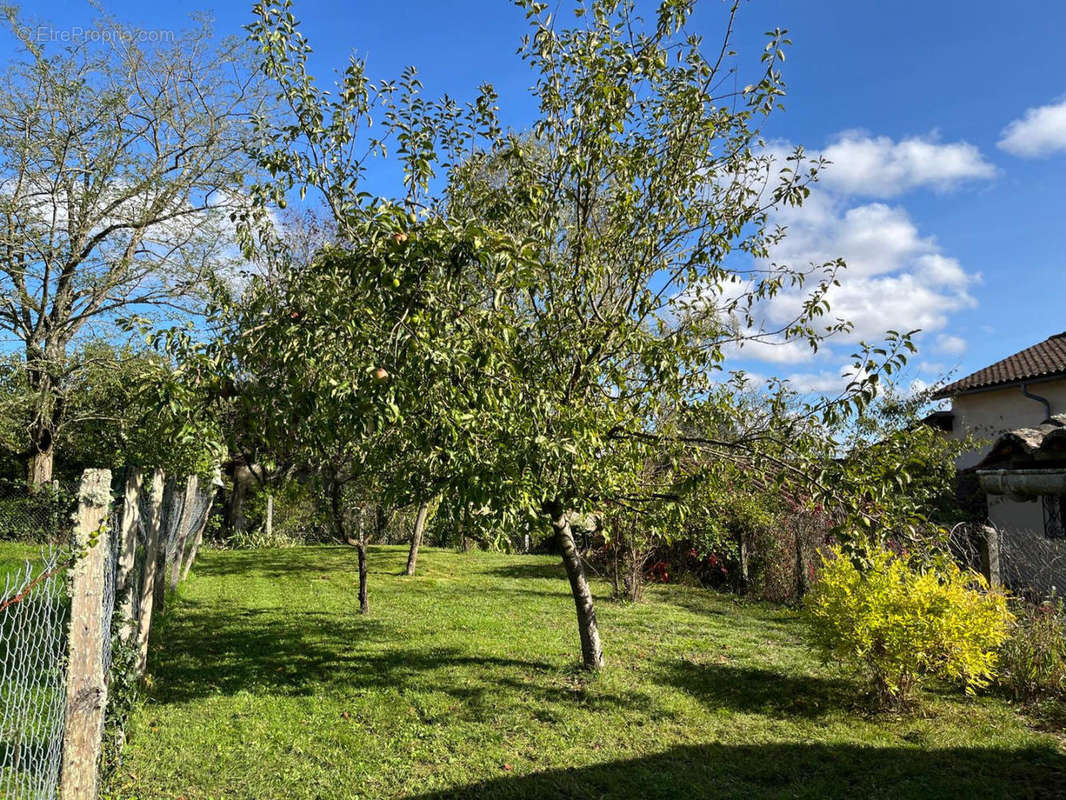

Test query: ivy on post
[61,467,112,800]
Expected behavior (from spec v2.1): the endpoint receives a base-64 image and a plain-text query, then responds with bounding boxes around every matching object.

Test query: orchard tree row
[0,1,955,669]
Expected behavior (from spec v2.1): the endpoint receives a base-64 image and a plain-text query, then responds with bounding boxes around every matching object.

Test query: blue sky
[7,0,1064,393]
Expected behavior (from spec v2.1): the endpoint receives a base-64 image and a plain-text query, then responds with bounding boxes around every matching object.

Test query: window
[1044,495,1066,539]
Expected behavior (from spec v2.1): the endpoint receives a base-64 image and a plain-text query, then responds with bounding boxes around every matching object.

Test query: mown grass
[0,542,53,587]
[105,545,1064,799]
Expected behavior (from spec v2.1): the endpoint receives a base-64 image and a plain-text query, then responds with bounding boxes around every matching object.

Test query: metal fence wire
[0,469,215,800]
[0,480,75,545]
[0,548,68,800]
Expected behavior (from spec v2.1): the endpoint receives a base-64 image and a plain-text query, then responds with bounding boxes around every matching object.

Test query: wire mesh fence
[0,479,76,545]
[0,548,68,800]
[949,520,1066,599]
[0,468,217,799]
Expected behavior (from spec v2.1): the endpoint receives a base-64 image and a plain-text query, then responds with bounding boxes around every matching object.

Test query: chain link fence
[0,469,216,799]
[949,521,1066,599]
[0,480,76,545]
[0,548,68,800]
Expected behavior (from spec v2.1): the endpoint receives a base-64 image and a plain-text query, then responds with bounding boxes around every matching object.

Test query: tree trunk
[405,500,431,576]
[330,480,369,614]
[374,503,389,543]
[794,526,810,602]
[26,435,54,489]
[356,509,370,614]
[552,507,604,670]
[738,530,750,593]
[24,341,67,491]
[228,465,252,537]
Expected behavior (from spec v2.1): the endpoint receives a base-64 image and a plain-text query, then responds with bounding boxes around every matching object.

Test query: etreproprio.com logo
[24,25,176,44]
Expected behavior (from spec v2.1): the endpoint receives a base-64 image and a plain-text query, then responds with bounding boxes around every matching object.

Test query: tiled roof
[933,331,1066,398]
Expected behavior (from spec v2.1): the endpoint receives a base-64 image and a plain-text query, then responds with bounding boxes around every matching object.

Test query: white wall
[950,378,1066,468]
[952,378,1066,592]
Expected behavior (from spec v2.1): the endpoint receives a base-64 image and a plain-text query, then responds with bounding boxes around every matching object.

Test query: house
[932,331,1066,593]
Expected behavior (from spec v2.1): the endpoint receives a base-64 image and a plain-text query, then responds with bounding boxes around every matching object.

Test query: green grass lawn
[107,545,1065,800]
[0,541,53,586]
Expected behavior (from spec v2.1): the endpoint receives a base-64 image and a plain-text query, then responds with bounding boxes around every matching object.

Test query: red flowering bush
[647,560,670,583]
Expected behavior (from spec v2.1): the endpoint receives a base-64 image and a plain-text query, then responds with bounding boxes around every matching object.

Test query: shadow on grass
[190,546,357,581]
[192,545,438,583]
[484,561,568,581]
[653,584,808,625]
[147,601,656,717]
[409,741,1066,800]
[660,659,855,718]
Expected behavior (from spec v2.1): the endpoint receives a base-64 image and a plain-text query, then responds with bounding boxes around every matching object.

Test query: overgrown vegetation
[996,598,1066,703]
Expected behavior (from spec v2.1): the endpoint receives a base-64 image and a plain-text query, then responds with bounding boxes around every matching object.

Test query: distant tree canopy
[0,9,265,486]
[0,341,222,483]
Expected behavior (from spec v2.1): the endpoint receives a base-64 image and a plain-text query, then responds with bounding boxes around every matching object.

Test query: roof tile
[934,331,1066,397]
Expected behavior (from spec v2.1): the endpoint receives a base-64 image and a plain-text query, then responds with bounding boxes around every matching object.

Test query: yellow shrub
[805,545,1013,709]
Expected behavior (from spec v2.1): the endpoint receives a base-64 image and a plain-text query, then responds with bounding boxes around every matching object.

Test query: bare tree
[0,11,264,484]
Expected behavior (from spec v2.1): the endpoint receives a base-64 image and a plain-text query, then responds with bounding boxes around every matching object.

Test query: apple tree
[440,0,915,669]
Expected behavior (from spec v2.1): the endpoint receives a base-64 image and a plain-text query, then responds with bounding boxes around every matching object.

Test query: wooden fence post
[168,475,199,590]
[979,524,1001,586]
[134,469,164,677]
[115,468,143,644]
[61,468,112,800]
[153,477,175,617]
[181,488,215,582]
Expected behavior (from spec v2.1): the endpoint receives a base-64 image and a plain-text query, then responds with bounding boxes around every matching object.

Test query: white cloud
[755,191,978,343]
[726,336,822,365]
[771,200,930,277]
[916,254,975,289]
[908,377,931,396]
[998,98,1066,157]
[784,360,870,395]
[718,132,986,373]
[816,270,975,341]
[818,131,995,197]
[783,370,847,394]
[934,333,967,355]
